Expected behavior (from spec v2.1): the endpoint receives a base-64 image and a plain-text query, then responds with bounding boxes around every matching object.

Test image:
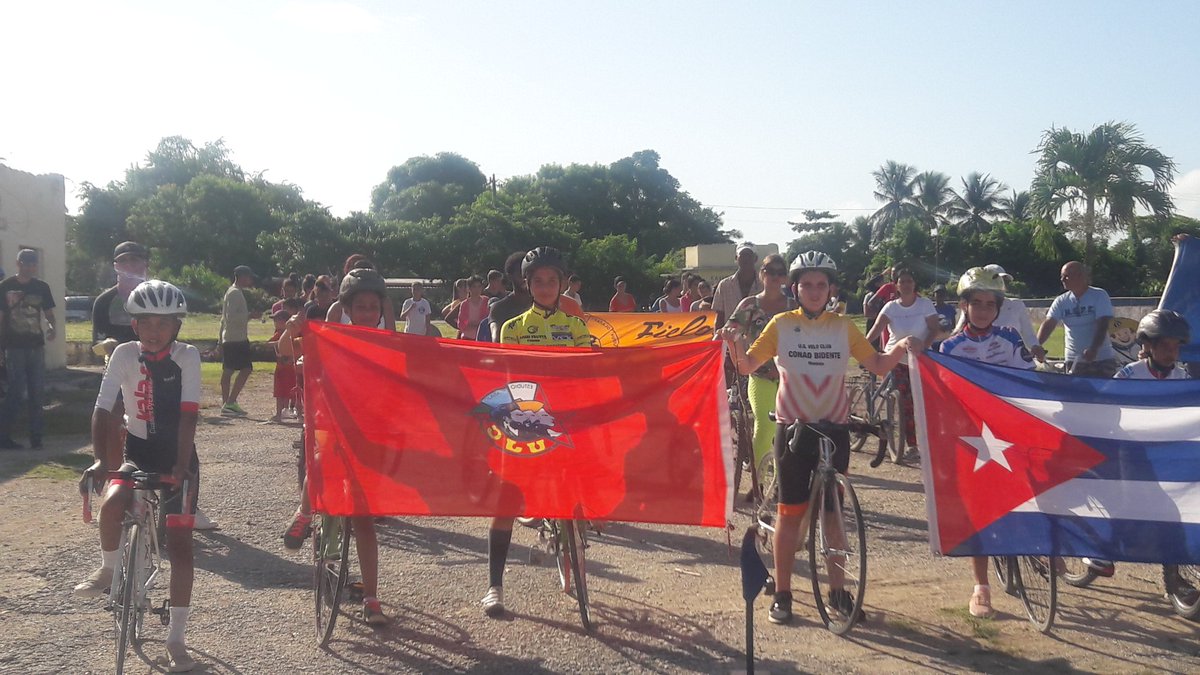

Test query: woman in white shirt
[865,268,943,458]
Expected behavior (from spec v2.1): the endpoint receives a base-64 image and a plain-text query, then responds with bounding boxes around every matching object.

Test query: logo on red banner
[472,381,573,457]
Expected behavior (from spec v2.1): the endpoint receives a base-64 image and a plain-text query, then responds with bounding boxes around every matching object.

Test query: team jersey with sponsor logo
[500,306,592,347]
[746,310,876,424]
[95,340,201,449]
[939,325,1034,370]
[1114,360,1190,380]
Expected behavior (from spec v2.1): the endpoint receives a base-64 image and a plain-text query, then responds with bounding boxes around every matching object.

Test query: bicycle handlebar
[81,471,190,524]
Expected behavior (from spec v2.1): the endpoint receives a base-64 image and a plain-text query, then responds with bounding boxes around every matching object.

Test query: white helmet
[125,280,188,317]
[789,250,838,279]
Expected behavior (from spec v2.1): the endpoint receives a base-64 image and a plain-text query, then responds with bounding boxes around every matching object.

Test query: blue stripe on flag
[925,351,1200,407]
[1078,438,1200,482]
[950,512,1200,564]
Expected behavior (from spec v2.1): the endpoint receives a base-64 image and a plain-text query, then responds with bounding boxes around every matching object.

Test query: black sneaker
[0,438,22,450]
[1084,558,1116,577]
[769,591,793,624]
[829,588,867,622]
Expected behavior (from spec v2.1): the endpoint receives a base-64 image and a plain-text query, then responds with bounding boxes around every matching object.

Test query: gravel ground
[2,375,1200,674]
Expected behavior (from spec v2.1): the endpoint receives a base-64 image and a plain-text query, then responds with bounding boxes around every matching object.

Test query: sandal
[969,584,995,618]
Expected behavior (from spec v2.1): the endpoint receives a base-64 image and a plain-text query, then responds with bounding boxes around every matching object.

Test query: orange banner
[583,311,717,347]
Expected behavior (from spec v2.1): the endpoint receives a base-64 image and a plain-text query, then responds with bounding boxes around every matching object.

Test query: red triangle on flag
[916,357,1107,553]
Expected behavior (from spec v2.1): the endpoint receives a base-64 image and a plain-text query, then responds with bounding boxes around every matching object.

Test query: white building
[0,165,67,368]
[682,242,780,284]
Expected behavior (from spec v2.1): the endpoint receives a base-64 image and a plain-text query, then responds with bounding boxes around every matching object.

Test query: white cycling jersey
[939,325,1034,369]
[96,340,201,444]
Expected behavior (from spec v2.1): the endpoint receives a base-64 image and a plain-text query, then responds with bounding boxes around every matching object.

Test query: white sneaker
[481,586,504,617]
[192,509,219,531]
[74,567,113,597]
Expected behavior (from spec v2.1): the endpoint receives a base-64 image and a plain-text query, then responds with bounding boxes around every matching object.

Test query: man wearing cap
[0,249,57,449]
[92,241,149,346]
[219,265,256,416]
[712,244,763,329]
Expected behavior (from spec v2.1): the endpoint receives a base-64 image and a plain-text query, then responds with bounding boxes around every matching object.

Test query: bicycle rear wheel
[1015,556,1057,633]
[991,556,1017,595]
[885,390,907,465]
[1059,558,1098,588]
[115,523,139,674]
[313,515,351,647]
[1166,565,1200,621]
[809,473,867,635]
[847,384,869,453]
[564,520,592,631]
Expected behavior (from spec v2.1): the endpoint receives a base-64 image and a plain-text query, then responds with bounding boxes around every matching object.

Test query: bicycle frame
[108,490,163,621]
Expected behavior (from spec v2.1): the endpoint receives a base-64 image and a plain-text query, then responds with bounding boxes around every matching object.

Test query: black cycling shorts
[222,340,253,371]
[124,436,199,517]
[774,422,850,506]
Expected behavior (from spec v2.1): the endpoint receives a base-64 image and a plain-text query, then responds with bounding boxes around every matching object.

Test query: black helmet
[339,268,387,303]
[521,246,566,279]
[1137,309,1191,344]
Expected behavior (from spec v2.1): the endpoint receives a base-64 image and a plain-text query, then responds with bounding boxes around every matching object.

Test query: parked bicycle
[83,470,188,674]
[526,517,591,631]
[846,369,905,464]
[1059,558,1200,622]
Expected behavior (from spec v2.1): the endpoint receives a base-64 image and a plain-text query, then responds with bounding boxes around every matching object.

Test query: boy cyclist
[939,267,1035,618]
[282,268,390,626]
[482,246,592,617]
[721,251,919,624]
[74,281,201,672]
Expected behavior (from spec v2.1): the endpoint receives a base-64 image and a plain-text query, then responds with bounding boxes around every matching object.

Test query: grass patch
[68,315,460,344]
[200,361,277,393]
[939,606,1001,640]
[0,450,94,482]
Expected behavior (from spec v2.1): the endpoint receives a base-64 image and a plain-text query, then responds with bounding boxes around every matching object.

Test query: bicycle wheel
[1060,558,1098,588]
[847,384,869,453]
[313,515,351,647]
[554,522,572,594]
[115,523,140,674]
[884,390,907,465]
[753,454,779,557]
[1165,565,1200,621]
[564,520,592,631]
[1015,556,1057,633]
[991,556,1017,595]
[809,473,867,635]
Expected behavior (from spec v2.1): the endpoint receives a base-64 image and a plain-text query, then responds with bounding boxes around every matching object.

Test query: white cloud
[1172,169,1200,220]
[274,1,382,34]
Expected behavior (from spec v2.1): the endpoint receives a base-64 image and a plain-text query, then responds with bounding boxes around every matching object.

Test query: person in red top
[455,276,490,340]
[267,299,303,422]
[609,276,637,312]
[680,273,700,313]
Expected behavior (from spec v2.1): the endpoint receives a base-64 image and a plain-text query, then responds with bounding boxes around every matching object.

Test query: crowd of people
[52,234,1195,671]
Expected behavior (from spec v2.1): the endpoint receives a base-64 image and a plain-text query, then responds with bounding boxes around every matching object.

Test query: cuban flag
[910,351,1200,563]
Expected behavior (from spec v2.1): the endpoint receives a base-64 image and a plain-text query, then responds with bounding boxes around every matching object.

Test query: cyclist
[282,268,390,626]
[865,268,942,460]
[74,280,201,672]
[725,254,795,476]
[721,251,920,625]
[940,267,1035,618]
[1093,310,1196,585]
[482,246,592,617]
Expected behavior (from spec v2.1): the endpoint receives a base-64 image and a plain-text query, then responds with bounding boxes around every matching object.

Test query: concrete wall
[683,243,780,284]
[0,165,67,369]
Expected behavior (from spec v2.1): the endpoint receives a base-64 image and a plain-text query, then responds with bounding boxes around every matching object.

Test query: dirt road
[1,375,1198,674]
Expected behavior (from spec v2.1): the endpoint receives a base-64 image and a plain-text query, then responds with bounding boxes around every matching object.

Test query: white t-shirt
[1114,360,1190,380]
[401,297,431,334]
[878,296,937,351]
[1048,287,1116,361]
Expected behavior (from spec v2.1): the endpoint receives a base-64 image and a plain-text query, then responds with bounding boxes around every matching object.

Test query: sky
[3,0,1200,248]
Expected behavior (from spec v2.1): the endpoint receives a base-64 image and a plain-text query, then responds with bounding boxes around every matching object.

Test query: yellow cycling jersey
[500,306,592,347]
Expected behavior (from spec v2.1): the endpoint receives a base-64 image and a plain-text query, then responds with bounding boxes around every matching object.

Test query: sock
[974,584,990,593]
[488,528,513,588]
[167,606,189,645]
[101,548,120,570]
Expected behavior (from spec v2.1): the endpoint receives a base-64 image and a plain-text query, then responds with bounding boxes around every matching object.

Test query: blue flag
[1161,236,1200,362]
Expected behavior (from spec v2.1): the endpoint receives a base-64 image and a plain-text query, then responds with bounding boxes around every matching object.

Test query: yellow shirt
[747,310,875,424]
[500,306,592,347]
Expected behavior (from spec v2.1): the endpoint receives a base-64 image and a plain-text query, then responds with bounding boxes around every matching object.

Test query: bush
[159,264,228,312]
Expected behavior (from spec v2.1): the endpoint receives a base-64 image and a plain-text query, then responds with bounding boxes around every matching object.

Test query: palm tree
[911,170,954,231]
[869,161,920,243]
[1000,189,1032,224]
[947,172,1008,235]
[1030,121,1176,265]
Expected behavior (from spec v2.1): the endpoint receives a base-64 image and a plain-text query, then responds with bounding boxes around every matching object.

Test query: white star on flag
[961,423,1013,472]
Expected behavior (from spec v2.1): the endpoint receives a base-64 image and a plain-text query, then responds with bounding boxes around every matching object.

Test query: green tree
[571,235,673,310]
[369,152,487,222]
[1000,189,1032,225]
[869,161,921,243]
[912,171,954,231]
[1030,121,1177,266]
[947,172,1008,235]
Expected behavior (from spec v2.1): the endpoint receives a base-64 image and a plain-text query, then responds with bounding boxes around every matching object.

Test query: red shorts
[274,361,297,399]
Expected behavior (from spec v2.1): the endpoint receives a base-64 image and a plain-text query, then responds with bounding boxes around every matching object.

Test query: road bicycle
[846,369,904,464]
[727,365,757,503]
[1059,558,1200,622]
[757,416,867,635]
[84,471,188,674]
[991,555,1058,632]
[526,517,592,631]
[313,513,353,646]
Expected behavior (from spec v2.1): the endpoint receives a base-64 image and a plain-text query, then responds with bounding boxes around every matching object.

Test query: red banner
[303,322,732,526]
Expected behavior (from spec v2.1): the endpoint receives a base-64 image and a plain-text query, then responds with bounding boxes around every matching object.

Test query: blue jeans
[1,346,45,442]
